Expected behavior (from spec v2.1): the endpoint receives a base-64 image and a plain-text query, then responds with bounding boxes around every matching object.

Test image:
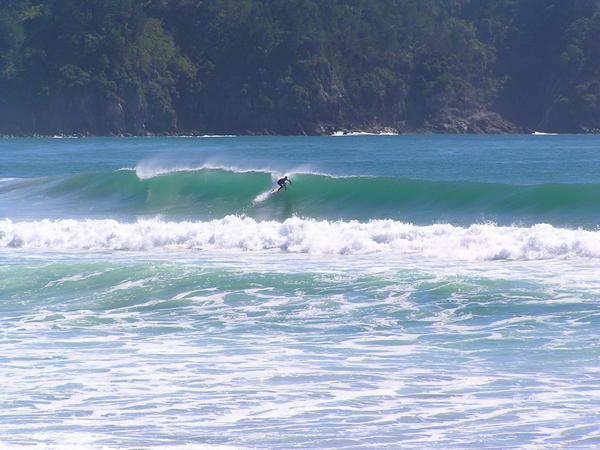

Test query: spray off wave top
[2,167,600,226]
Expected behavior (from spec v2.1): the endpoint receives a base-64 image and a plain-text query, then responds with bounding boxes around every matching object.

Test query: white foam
[532,131,559,136]
[0,177,24,188]
[331,130,398,136]
[44,271,105,287]
[163,134,236,138]
[1,217,600,260]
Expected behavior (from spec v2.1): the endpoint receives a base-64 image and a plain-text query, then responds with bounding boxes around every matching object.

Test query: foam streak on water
[1,257,600,449]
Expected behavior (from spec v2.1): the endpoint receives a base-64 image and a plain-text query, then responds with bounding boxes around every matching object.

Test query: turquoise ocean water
[1,135,600,449]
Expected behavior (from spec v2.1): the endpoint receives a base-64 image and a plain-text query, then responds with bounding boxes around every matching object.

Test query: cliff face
[0,1,598,136]
[0,82,522,136]
[0,59,522,136]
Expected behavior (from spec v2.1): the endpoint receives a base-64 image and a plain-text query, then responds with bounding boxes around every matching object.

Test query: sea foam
[1,217,599,260]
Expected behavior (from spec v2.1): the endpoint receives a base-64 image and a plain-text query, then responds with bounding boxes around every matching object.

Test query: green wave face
[44,169,273,217]
[264,174,600,224]
[5,169,600,226]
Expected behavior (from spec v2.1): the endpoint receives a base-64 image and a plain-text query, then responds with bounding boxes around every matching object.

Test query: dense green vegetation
[1,0,599,135]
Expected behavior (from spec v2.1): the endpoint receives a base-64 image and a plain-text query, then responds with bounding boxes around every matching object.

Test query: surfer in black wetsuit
[277,176,292,192]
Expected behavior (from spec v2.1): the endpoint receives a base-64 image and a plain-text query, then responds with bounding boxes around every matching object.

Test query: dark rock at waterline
[420,107,525,134]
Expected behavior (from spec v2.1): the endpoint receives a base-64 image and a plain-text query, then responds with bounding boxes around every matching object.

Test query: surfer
[277,176,292,192]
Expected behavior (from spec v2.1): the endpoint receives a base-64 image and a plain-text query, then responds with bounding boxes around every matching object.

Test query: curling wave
[2,168,600,225]
[1,217,600,260]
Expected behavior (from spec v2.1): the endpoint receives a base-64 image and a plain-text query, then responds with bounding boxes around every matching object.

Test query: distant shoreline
[3,128,567,139]
[1,131,582,139]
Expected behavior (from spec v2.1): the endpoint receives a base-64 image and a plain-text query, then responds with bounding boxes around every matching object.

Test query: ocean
[1,135,600,449]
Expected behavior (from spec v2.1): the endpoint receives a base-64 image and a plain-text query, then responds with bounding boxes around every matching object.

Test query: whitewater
[2,135,600,449]
[3,217,600,260]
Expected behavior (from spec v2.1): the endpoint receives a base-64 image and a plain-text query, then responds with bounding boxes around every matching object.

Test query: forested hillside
[1,0,600,135]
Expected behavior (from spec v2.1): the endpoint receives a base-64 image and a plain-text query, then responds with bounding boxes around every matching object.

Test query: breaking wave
[1,217,600,260]
[3,168,600,225]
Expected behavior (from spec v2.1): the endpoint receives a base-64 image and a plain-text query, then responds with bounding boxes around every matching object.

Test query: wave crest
[4,168,600,225]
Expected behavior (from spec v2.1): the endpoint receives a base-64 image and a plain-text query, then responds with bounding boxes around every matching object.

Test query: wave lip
[134,162,272,180]
[1,217,599,260]
[4,168,600,225]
